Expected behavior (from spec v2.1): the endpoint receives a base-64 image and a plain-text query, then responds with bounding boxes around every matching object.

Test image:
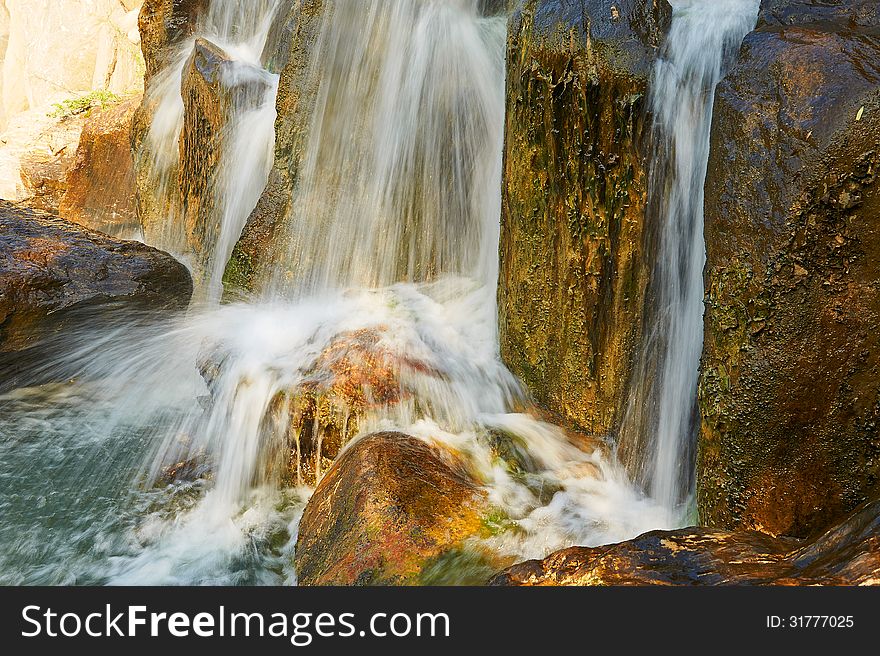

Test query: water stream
[619,0,759,524]
[0,0,755,585]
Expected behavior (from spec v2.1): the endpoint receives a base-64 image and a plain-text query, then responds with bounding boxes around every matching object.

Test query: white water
[0,0,731,585]
[619,0,759,524]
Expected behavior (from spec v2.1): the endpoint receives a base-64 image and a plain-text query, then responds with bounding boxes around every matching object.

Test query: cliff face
[699,2,880,538]
[0,1,143,131]
[498,0,670,436]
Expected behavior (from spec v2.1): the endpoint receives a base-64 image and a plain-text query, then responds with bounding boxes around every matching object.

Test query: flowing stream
[619,0,759,525]
[1,0,755,585]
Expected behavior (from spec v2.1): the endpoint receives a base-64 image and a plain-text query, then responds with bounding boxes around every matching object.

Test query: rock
[295,432,488,586]
[491,497,880,585]
[224,0,324,292]
[498,0,671,436]
[0,1,144,131]
[17,113,88,213]
[0,202,192,380]
[137,0,205,85]
[699,2,880,537]
[58,95,141,236]
[177,39,274,283]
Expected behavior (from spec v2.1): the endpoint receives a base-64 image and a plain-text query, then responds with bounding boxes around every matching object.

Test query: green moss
[48,90,121,119]
[417,546,500,586]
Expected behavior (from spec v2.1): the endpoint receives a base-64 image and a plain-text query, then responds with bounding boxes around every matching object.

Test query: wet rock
[295,432,488,586]
[492,497,880,586]
[58,95,141,236]
[699,1,880,537]
[138,0,206,84]
[177,39,274,281]
[498,0,671,436]
[224,0,324,292]
[0,202,192,376]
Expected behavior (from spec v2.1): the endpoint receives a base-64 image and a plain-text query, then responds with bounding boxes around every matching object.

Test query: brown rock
[224,0,325,291]
[18,114,87,213]
[58,95,141,236]
[0,201,192,384]
[177,39,273,280]
[699,2,880,537]
[492,497,880,586]
[295,432,488,586]
[498,0,671,436]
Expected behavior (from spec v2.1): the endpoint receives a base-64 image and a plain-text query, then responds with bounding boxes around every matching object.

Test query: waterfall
[138,0,282,301]
[0,0,674,585]
[270,0,505,297]
[619,0,759,525]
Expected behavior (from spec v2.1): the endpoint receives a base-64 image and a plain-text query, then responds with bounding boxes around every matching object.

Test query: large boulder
[295,432,489,586]
[498,0,670,437]
[492,497,880,586]
[0,202,192,380]
[137,0,205,85]
[699,1,880,537]
[58,95,141,236]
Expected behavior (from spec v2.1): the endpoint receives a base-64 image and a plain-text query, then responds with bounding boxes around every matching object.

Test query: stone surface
[498,0,671,436]
[177,39,273,280]
[295,432,488,586]
[224,0,324,292]
[58,95,141,236]
[699,1,880,537]
[492,497,880,586]
[15,113,86,213]
[0,202,192,378]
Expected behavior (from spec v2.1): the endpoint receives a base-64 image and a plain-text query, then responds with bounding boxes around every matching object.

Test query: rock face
[492,497,880,586]
[224,0,324,292]
[699,2,880,538]
[58,96,141,236]
[0,0,143,131]
[0,202,192,375]
[498,0,671,436]
[178,39,274,280]
[138,0,205,84]
[16,113,87,212]
[295,432,487,586]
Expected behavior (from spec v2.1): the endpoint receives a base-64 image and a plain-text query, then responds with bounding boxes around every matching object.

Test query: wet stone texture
[498,0,670,438]
[295,432,489,586]
[493,496,880,585]
[0,202,192,384]
[223,0,324,292]
[698,1,880,538]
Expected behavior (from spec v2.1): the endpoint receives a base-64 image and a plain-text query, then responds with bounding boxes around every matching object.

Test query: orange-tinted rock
[59,96,141,236]
[492,497,880,586]
[498,0,670,437]
[295,432,487,586]
[17,114,87,213]
[699,2,880,538]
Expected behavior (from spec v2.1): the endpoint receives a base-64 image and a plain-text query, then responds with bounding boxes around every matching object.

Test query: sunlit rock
[498,0,671,437]
[295,432,489,586]
[492,496,880,585]
[58,95,141,237]
[699,0,880,538]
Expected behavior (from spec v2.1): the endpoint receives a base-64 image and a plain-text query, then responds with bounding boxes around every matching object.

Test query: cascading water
[618,0,759,525]
[0,0,685,586]
[139,0,281,301]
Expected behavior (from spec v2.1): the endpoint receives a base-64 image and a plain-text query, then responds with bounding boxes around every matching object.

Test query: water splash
[619,0,759,524]
[0,0,677,585]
